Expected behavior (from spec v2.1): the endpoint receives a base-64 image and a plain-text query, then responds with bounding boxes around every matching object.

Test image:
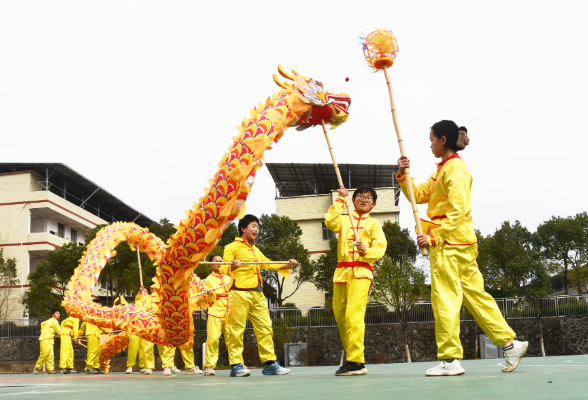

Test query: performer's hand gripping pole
[321,119,360,244]
[382,67,428,256]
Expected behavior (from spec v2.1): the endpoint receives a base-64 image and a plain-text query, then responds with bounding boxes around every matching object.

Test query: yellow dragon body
[62,66,351,367]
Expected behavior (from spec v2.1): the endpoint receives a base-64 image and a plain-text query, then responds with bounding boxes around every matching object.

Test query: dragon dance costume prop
[203,271,233,369]
[35,317,61,372]
[397,154,516,359]
[325,198,386,364]
[59,66,351,366]
[220,238,288,365]
[59,317,79,370]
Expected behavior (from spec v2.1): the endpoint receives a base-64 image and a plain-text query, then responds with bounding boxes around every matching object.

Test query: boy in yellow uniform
[325,185,387,376]
[220,214,295,377]
[34,310,61,374]
[79,319,105,374]
[397,120,527,376]
[202,253,233,376]
[126,286,155,375]
[59,315,80,374]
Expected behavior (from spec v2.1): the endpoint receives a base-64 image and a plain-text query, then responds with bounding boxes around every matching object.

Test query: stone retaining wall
[2,316,587,370]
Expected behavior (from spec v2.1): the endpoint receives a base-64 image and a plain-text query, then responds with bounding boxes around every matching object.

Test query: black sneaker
[336,362,367,376]
[69,368,78,374]
[86,368,96,374]
[59,369,69,374]
[47,370,57,375]
[96,369,105,374]
[335,363,348,376]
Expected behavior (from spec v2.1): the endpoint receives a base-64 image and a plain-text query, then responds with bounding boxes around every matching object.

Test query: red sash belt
[336,261,373,272]
[216,294,229,299]
[63,325,73,329]
[431,213,470,221]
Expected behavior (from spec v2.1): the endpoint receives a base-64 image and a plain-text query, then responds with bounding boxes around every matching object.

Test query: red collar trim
[353,211,370,220]
[235,237,253,248]
[437,153,461,169]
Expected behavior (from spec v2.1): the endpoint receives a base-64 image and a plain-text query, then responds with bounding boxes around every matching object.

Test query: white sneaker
[186,367,203,375]
[502,340,528,372]
[171,366,181,373]
[425,359,465,376]
[139,368,145,374]
[163,367,172,376]
[203,367,215,376]
[144,369,153,375]
[125,367,133,374]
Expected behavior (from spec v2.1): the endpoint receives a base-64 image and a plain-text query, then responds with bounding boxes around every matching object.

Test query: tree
[536,214,588,294]
[477,221,539,296]
[371,257,429,362]
[381,221,418,265]
[569,264,588,295]
[254,214,314,307]
[23,241,85,320]
[516,254,553,357]
[310,237,338,302]
[0,249,19,319]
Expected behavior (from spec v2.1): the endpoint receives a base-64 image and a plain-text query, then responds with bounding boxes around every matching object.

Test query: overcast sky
[1,1,587,241]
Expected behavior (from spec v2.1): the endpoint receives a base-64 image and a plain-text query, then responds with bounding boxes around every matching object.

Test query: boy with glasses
[325,185,387,376]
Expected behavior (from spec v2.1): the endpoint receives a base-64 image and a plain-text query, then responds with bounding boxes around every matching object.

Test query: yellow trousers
[35,340,54,371]
[180,346,195,369]
[225,291,275,365]
[86,336,101,369]
[157,345,175,368]
[204,315,229,368]
[333,277,371,364]
[431,244,516,359]
[126,335,154,368]
[59,335,74,369]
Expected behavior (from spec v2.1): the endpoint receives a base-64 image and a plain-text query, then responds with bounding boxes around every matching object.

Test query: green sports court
[1,355,587,400]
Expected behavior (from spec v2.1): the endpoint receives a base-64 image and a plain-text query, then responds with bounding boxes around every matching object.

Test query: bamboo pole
[198,261,291,266]
[382,66,428,256]
[136,247,147,312]
[320,119,360,245]
[136,247,144,287]
[189,283,231,298]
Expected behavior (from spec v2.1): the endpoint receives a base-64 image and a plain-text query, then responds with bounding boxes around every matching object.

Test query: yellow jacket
[60,317,79,338]
[78,322,103,339]
[39,317,61,343]
[325,198,387,282]
[220,237,284,290]
[397,154,477,247]
[204,272,233,319]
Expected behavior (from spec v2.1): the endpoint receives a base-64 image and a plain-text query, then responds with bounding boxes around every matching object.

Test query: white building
[266,163,401,307]
[0,163,153,319]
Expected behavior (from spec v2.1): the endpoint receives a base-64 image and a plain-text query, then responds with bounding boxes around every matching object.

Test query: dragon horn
[278,64,294,81]
[273,74,287,89]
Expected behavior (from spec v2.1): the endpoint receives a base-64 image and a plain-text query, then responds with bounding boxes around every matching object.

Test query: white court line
[497,363,588,367]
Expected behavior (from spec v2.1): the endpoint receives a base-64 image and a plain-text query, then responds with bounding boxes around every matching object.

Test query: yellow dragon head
[273,65,351,130]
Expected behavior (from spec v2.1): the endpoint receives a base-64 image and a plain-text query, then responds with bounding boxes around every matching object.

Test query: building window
[71,229,78,244]
[57,223,65,238]
[322,222,333,240]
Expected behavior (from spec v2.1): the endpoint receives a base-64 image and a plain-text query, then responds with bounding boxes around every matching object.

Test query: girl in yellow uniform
[220,214,295,377]
[325,185,387,376]
[397,120,528,376]
[59,316,79,374]
[202,254,233,376]
[34,310,61,374]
